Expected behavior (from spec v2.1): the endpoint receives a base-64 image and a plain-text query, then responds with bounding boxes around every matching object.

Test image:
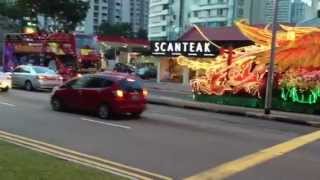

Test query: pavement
[145,81,320,127]
[0,89,320,180]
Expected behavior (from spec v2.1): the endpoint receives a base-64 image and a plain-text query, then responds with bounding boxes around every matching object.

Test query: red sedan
[50,72,148,119]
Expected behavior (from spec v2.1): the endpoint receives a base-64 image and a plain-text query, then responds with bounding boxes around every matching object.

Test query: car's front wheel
[51,97,63,111]
[25,81,33,91]
[98,104,111,119]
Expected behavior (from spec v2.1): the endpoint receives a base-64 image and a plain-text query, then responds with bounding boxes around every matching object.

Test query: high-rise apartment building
[148,0,235,40]
[291,0,313,23]
[82,0,149,35]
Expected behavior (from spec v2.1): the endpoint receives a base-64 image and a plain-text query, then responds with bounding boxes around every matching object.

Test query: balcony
[150,0,169,7]
[190,3,230,11]
[149,9,169,18]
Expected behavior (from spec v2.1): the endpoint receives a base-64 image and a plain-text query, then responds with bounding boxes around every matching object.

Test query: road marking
[80,118,132,130]
[0,101,16,107]
[0,130,172,180]
[186,130,320,180]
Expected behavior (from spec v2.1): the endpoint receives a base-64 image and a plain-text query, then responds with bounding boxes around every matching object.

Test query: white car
[0,72,12,92]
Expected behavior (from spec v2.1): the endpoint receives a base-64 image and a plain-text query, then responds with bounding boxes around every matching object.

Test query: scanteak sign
[151,41,219,57]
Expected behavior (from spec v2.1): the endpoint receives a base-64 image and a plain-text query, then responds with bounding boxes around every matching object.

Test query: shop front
[97,35,149,70]
[151,25,253,85]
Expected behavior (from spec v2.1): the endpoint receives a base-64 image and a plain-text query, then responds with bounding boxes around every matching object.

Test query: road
[0,89,319,179]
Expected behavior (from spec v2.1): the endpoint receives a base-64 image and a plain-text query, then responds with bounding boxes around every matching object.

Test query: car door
[61,77,88,110]
[79,76,113,112]
[11,67,28,88]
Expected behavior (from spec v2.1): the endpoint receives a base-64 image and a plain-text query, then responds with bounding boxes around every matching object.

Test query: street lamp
[264,0,279,114]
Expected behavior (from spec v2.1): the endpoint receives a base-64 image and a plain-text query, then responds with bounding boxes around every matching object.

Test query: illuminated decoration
[177,20,320,104]
[47,42,66,55]
[80,48,93,56]
[23,27,36,34]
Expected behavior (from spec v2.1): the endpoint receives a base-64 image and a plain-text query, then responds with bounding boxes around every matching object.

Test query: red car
[50,72,148,119]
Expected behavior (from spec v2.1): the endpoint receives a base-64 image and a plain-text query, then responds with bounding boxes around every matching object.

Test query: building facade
[82,0,149,35]
[148,0,236,40]
[291,0,313,23]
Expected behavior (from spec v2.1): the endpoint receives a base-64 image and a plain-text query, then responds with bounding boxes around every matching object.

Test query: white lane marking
[80,118,132,130]
[0,101,16,107]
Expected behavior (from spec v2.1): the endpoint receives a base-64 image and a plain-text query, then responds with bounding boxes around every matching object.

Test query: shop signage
[151,41,219,57]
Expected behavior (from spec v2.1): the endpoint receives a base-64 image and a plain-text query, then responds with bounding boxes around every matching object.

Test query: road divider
[0,130,172,180]
[80,118,132,130]
[185,130,320,180]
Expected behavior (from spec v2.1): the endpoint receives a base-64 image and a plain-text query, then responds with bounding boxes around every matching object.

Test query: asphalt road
[0,89,319,180]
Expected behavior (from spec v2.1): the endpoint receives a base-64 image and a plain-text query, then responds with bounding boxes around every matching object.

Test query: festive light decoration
[178,20,320,104]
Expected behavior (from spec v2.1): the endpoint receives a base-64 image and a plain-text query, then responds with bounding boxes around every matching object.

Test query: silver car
[12,65,63,91]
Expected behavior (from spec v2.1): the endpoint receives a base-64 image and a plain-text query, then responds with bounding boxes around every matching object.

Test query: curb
[148,96,320,128]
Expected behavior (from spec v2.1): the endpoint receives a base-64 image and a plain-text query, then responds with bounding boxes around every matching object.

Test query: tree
[0,2,25,21]
[137,29,148,39]
[1,0,90,32]
[98,22,134,37]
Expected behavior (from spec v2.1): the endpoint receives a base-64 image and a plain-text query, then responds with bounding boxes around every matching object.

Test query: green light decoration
[281,87,320,104]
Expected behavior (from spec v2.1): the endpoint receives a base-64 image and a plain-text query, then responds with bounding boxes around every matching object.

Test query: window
[238,8,244,17]
[13,67,25,73]
[94,6,99,11]
[194,11,199,17]
[94,0,99,3]
[119,79,142,92]
[33,67,55,74]
[84,77,113,88]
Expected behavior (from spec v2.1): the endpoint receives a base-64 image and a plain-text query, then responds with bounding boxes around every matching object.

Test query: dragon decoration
[177,20,320,104]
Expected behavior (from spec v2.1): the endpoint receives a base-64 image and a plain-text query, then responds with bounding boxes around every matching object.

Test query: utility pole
[264,0,279,114]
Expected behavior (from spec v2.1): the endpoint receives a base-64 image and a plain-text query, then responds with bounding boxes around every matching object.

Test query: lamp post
[264,0,279,114]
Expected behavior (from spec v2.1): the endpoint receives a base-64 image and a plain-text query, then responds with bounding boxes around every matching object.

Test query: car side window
[21,67,31,73]
[13,68,22,73]
[70,77,89,89]
[84,77,113,89]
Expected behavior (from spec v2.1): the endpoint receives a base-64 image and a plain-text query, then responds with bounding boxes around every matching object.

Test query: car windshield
[33,67,56,74]
[119,79,143,92]
[75,35,98,49]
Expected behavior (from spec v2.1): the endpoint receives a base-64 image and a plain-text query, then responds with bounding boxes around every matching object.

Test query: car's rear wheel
[25,81,33,91]
[131,112,142,118]
[98,104,111,119]
[51,97,63,111]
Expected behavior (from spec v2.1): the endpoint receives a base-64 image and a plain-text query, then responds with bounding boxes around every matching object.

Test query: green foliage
[0,0,90,32]
[98,22,134,38]
[0,140,126,180]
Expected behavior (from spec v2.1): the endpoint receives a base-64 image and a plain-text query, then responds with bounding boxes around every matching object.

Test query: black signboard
[151,41,219,57]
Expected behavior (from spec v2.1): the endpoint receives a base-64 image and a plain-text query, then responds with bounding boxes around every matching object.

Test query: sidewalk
[145,81,320,127]
[143,80,192,94]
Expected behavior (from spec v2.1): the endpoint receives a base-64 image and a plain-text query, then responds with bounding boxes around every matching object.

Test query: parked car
[113,63,135,74]
[0,72,12,92]
[11,65,63,91]
[136,66,157,79]
[50,72,148,119]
